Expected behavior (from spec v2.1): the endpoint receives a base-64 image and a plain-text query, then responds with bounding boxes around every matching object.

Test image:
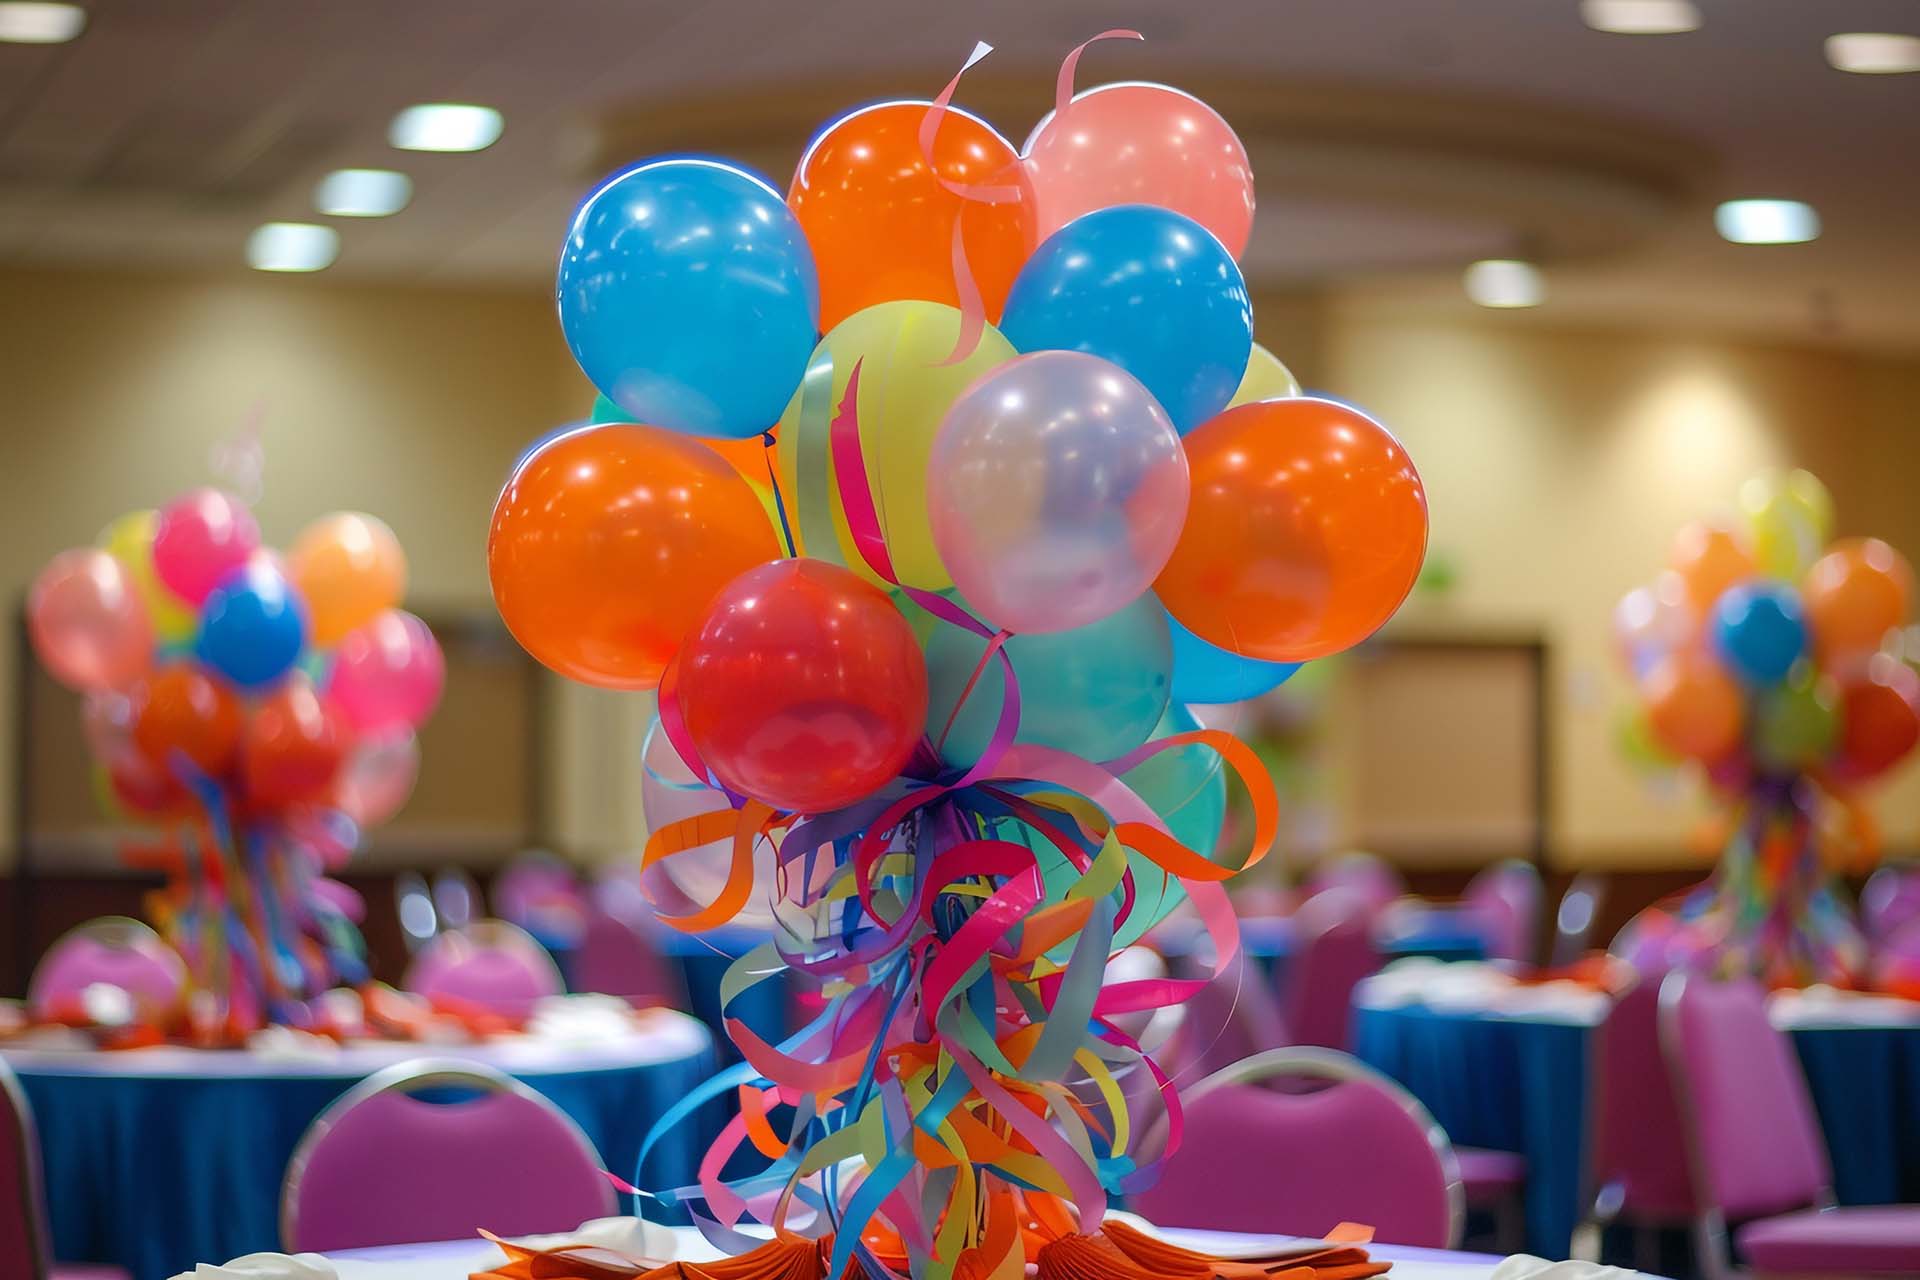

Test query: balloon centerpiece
[28,494,442,1041]
[1613,469,1916,987]
[492,33,1428,1280]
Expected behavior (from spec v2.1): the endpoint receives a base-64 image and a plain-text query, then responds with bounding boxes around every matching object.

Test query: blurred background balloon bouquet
[489,33,1428,1277]
[27,489,441,1040]
[1612,469,1916,987]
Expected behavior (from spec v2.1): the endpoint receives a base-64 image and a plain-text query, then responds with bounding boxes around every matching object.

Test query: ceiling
[1,0,1916,351]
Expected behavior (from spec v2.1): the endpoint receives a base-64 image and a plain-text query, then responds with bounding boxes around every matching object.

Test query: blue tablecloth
[7,1025,714,1280]
[1352,1003,1920,1260]
[644,925,795,1067]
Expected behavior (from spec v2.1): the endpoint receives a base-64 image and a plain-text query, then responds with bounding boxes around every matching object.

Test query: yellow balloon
[1226,342,1302,408]
[776,301,1013,593]
[1740,468,1833,581]
[97,509,196,645]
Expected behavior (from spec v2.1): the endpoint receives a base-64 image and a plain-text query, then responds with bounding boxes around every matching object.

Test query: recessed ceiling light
[314,168,412,218]
[1826,33,1920,75]
[388,103,503,153]
[0,2,86,43]
[1715,199,1820,245]
[1580,0,1701,35]
[1463,259,1545,309]
[247,222,339,273]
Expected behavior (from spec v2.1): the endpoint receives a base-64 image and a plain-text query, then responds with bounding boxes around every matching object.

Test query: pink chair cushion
[1283,892,1382,1052]
[1456,1146,1527,1198]
[28,933,184,1021]
[1131,1079,1453,1246]
[1736,1206,1920,1274]
[1,1072,44,1273]
[51,1264,133,1280]
[571,911,682,1008]
[1594,980,1694,1219]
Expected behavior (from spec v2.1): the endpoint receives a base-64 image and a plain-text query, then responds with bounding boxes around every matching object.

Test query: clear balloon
[641,718,780,929]
[327,610,444,735]
[1712,582,1807,687]
[195,559,307,692]
[1668,520,1754,614]
[1226,343,1301,408]
[132,664,242,776]
[27,549,152,692]
[1613,571,1696,677]
[152,488,260,606]
[678,559,928,814]
[98,510,196,645]
[241,676,351,808]
[557,157,819,439]
[288,513,408,648]
[1156,398,1428,663]
[1641,651,1744,762]
[924,592,1171,769]
[1739,469,1832,581]
[1000,205,1251,434]
[1022,82,1255,260]
[1805,537,1913,661]
[332,729,420,828]
[926,351,1188,634]
[1166,609,1299,705]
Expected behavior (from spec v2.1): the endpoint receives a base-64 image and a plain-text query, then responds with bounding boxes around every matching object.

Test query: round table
[5,1011,715,1280]
[1350,987,1920,1261]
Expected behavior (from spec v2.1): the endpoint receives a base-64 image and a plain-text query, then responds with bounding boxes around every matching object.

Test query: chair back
[570,909,682,1008]
[1282,891,1381,1051]
[1590,978,1694,1223]
[403,921,564,1018]
[1551,873,1606,967]
[27,916,186,1024]
[1307,852,1405,915]
[1862,865,1920,942]
[395,870,438,954]
[1464,859,1542,964]
[432,869,482,933]
[1132,1046,1462,1247]
[0,1058,52,1280]
[282,1059,616,1252]
[1658,973,1830,1224]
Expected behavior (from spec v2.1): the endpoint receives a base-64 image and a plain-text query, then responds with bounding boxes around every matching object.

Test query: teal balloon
[589,394,625,424]
[1114,703,1228,945]
[926,594,1171,768]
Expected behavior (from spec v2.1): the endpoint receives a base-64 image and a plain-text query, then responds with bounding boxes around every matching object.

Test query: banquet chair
[282,1058,616,1253]
[1659,973,1920,1279]
[1306,851,1406,915]
[394,870,438,954]
[1463,859,1543,965]
[1131,1046,1463,1248]
[1280,889,1381,1051]
[1550,873,1607,967]
[403,920,565,1018]
[433,868,483,932]
[0,1057,131,1280]
[27,917,186,1026]
[1861,864,1920,943]
[570,908,684,1009]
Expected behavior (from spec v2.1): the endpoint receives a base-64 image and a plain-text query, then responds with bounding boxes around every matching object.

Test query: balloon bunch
[27,491,443,1038]
[490,34,1428,1280]
[1613,469,1916,986]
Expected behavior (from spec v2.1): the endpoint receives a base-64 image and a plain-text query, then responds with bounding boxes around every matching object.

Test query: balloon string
[933,629,1011,754]
[761,430,798,559]
[1049,29,1144,126]
[918,40,1009,367]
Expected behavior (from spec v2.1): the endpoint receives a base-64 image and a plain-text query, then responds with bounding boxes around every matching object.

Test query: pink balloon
[29,549,152,692]
[926,350,1189,633]
[1023,82,1255,259]
[328,610,443,733]
[152,488,260,605]
[332,729,420,828]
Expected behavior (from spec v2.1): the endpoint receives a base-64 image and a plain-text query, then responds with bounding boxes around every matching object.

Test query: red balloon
[242,678,352,808]
[678,559,928,813]
[1834,655,1920,781]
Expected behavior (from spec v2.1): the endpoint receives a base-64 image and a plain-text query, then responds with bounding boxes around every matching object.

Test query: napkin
[1488,1255,1636,1280]
[167,1252,337,1280]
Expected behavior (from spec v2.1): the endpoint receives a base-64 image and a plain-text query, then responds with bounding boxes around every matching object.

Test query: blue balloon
[999,205,1252,433]
[196,561,307,691]
[557,157,819,439]
[1167,610,1300,704]
[1713,581,1807,686]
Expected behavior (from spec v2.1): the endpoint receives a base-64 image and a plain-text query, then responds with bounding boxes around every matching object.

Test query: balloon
[488,424,782,690]
[1739,469,1832,580]
[1022,82,1255,260]
[1668,520,1754,614]
[332,730,420,828]
[1753,671,1839,773]
[1805,537,1913,660]
[1613,571,1696,677]
[195,559,307,691]
[641,718,780,929]
[557,157,819,439]
[1834,655,1920,781]
[1166,609,1298,704]
[925,592,1171,769]
[131,664,242,775]
[788,100,1035,330]
[999,205,1251,433]
[1115,703,1228,946]
[152,488,260,605]
[327,610,444,734]
[241,677,351,808]
[1712,581,1807,686]
[80,690,136,763]
[1641,652,1744,762]
[1226,343,1301,408]
[678,559,928,813]
[925,351,1188,634]
[288,513,408,647]
[1613,705,1679,772]
[27,549,151,692]
[593,393,778,493]
[105,749,189,819]
[98,510,196,644]
[1156,398,1428,663]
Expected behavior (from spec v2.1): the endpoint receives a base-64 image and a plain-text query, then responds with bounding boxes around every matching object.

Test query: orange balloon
[789,100,1036,331]
[1669,520,1755,613]
[488,424,783,690]
[1154,398,1427,663]
[1641,651,1744,761]
[288,512,408,647]
[1805,537,1912,659]
[132,664,242,775]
